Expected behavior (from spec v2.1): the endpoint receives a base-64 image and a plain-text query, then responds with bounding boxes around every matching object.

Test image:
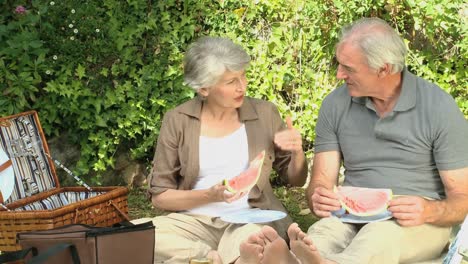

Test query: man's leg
[328,220,403,264]
[305,217,359,258]
[326,220,451,264]
[398,224,451,263]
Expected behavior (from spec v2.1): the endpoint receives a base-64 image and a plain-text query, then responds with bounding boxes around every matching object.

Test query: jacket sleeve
[269,103,292,184]
[148,110,181,196]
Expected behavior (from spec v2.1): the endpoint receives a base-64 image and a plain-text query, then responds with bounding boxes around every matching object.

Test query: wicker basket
[0,111,129,251]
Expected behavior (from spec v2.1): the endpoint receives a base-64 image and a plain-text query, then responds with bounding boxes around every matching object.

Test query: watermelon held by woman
[335,186,393,217]
[223,150,266,193]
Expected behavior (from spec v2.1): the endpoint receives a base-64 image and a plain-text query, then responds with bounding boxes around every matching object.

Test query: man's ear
[378,64,391,78]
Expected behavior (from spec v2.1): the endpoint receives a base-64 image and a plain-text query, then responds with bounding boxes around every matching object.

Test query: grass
[127,188,163,219]
[127,186,318,231]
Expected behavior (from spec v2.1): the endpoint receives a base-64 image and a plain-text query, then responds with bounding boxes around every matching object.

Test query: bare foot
[237,229,265,264]
[260,225,299,264]
[207,250,223,264]
[288,223,325,264]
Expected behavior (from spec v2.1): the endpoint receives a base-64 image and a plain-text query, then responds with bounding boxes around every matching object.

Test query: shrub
[1,0,466,183]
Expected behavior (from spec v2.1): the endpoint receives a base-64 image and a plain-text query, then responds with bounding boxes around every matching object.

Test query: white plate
[332,208,393,224]
[221,209,287,224]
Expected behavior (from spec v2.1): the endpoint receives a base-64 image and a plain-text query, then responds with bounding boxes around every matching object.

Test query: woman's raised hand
[274,116,303,153]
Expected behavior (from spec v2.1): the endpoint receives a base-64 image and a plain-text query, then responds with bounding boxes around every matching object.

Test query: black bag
[0,221,155,264]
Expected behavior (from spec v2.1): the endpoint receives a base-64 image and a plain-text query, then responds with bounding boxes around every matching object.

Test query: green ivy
[1,0,466,183]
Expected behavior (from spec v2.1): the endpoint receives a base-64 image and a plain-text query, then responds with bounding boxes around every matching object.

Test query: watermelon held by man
[335,186,393,217]
[223,150,265,193]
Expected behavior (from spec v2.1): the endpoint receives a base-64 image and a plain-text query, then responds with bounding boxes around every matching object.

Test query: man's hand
[388,196,429,226]
[311,186,342,218]
[274,116,303,153]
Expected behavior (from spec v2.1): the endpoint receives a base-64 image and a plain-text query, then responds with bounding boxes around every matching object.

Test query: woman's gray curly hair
[183,36,250,91]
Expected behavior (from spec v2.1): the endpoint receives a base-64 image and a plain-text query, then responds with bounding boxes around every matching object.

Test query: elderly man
[239,17,468,264]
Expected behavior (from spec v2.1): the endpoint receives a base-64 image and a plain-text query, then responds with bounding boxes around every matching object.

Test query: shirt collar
[351,68,417,112]
[177,96,259,121]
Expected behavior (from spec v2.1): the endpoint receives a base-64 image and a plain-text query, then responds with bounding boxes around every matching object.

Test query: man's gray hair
[183,36,250,91]
[338,17,407,74]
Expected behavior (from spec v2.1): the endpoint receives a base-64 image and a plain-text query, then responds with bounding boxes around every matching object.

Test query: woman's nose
[238,77,247,91]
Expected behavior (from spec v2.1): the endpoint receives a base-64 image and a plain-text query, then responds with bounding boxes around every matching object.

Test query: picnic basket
[0,111,129,252]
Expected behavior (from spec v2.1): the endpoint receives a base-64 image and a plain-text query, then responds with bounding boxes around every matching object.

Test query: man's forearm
[426,194,468,226]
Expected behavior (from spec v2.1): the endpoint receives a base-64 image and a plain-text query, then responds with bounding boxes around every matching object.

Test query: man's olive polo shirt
[314,69,468,199]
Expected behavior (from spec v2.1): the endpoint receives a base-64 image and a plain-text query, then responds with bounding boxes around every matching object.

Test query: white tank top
[186,124,250,216]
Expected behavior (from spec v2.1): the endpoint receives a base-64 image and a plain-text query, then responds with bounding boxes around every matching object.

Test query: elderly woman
[147,36,307,264]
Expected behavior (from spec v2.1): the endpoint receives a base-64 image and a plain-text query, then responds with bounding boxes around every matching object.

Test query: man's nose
[336,65,347,80]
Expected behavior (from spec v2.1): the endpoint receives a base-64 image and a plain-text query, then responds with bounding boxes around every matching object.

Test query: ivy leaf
[76,64,86,79]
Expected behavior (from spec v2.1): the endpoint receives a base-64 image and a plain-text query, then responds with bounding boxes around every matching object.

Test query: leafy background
[1,0,467,223]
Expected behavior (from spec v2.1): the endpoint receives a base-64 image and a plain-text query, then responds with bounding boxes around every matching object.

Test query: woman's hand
[208,183,247,203]
[274,116,303,153]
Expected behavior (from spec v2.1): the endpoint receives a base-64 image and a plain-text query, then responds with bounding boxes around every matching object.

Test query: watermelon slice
[223,150,265,193]
[335,186,392,217]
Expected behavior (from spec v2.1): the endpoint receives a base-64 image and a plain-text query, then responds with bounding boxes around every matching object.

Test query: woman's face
[202,70,248,109]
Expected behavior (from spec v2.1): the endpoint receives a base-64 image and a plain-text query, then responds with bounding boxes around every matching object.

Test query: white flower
[53,55,58,60]
[68,24,73,28]
[70,36,75,40]
[71,9,75,14]
[73,29,78,34]
[50,1,55,5]
[46,70,51,75]
[95,28,100,33]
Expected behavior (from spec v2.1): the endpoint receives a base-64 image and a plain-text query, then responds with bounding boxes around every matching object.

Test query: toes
[297,229,307,241]
[239,242,263,263]
[247,231,266,247]
[287,223,301,241]
[261,226,279,243]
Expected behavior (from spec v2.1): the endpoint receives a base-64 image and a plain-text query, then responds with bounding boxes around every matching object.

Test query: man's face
[335,42,381,97]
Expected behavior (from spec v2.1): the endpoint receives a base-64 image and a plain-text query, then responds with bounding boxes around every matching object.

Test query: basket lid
[0,111,59,205]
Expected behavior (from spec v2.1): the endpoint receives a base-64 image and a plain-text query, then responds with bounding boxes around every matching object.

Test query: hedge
[1,0,466,183]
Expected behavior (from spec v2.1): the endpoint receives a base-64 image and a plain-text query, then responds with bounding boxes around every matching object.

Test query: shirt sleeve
[314,95,341,153]
[433,96,468,170]
[148,110,181,196]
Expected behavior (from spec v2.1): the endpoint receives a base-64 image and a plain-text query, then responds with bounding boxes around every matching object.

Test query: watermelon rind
[335,186,393,217]
[224,150,265,193]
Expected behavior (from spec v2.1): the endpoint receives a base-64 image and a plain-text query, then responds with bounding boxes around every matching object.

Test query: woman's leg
[142,213,223,264]
[217,222,263,264]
